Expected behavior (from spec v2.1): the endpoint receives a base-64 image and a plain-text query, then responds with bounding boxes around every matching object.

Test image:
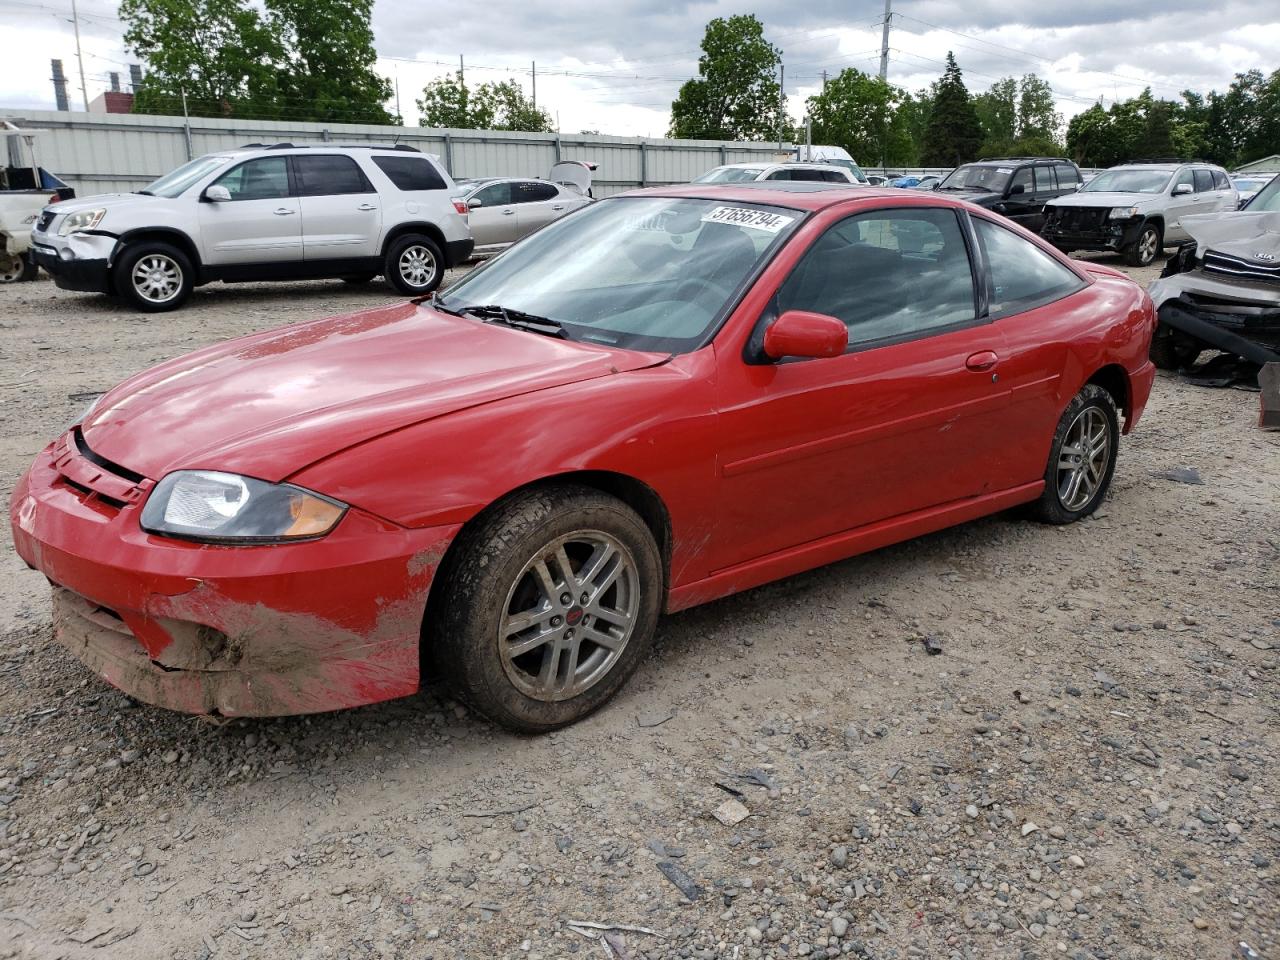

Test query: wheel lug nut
[550,615,563,627]
[564,628,575,639]
[560,593,572,606]
[580,592,589,605]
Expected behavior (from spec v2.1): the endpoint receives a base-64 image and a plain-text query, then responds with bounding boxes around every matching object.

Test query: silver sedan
[454,162,595,256]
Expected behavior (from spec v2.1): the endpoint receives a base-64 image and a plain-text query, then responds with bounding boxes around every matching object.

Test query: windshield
[1245,176,1280,211]
[437,196,800,353]
[693,166,766,184]
[937,165,1010,192]
[141,155,232,198]
[1083,169,1171,194]
[1233,178,1266,193]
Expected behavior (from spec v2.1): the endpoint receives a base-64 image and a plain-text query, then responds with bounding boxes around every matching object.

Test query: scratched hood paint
[82,301,667,482]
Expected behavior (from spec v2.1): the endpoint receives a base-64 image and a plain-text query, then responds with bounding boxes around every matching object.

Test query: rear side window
[764,169,791,181]
[1055,164,1080,189]
[974,217,1083,315]
[778,207,977,349]
[820,170,848,183]
[293,155,373,196]
[788,169,827,182]
[515,181,558,202]
[1034,166,1055,192]
[1212,170,1231,190]
[372,155,447,191]
[1193,169,1214,193]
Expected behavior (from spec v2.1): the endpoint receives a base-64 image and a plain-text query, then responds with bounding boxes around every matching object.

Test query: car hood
[44,193,156,216]
[81,301,669,484]
[936,188,998,205]
[1180,209,1280,255]
[1048,191,1154,209]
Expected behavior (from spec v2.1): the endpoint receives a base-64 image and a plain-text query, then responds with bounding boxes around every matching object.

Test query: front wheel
[113,241,193,312]
[384,235,444,296]
[0,251,37,283]
[1031,384,1120,524]
[430,485,663,732]
[1124,223,1161,267]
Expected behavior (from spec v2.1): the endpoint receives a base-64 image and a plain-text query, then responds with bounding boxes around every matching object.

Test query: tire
[384,234,444,296]
[341,274,376,285]
[20,253,37,282]
[0,251,33,283]
[1123,223,1161,267]
[430,484,663,733]
[1149,323,1203,371]
[113,241,193,312]
[1031,384,1120,525]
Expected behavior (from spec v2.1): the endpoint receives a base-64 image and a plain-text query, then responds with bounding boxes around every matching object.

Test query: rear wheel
[0,251,36,283]
[431,485,663,733]
[114,241,193,312]
[1124,223,1161,267]
[1031,384,1119,524]
[384,234,444,296]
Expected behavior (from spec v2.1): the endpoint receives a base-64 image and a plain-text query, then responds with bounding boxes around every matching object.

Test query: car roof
[621,181,967,212]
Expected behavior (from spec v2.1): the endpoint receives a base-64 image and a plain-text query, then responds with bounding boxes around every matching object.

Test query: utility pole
[179,86,193,160]
[778,63,785,151]
[394,70,401,123]
[51,59,70,111]
[70,0,89,110]
[459,54,465,86]
[822,69,828,90]
[531,61,536,109]
[878,0,892,82]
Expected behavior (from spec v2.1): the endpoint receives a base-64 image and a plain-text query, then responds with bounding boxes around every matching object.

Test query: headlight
[58,208,107,235]
[1109,206,1140,220]
[140,471,347,543]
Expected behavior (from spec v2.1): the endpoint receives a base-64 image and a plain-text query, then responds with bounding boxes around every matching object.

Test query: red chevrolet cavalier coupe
[10,184,1156,731]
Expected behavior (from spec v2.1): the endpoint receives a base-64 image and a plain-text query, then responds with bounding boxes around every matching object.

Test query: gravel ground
[0,258,1276,960]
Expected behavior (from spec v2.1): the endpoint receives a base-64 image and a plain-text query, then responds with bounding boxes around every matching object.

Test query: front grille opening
[57,475,127,510]
[73,427,145,484]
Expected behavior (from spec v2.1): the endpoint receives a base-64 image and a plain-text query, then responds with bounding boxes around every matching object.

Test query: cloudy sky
[1,0,1278,139]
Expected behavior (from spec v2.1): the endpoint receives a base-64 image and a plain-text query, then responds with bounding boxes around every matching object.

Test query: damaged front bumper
[9,434,460,716]
[28,230,118,293]
[1148,270,1280,363]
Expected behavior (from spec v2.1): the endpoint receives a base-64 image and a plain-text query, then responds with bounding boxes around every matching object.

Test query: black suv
[933,158,1083,232]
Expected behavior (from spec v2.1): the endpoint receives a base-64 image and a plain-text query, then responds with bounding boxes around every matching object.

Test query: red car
[10,185,1156,731]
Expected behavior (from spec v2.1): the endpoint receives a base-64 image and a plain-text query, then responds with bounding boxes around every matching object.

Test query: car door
[467,181,519,247]
[711,206,1014,571]
[1211,169,1239,210]
[999,167,1036,223]
[1165,168,1199,241]
[293,154,381,261]
[512,180,565,239]
[196,156,301,266]
[969,215,1090,483]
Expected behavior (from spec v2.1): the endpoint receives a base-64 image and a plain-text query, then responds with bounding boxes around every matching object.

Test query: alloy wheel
[1137,229,1158,264]
[131,254,182,304]
[0,253,23,284]
[498,531,640,702]
[1056,406,1112,511]
[398,244,436,289]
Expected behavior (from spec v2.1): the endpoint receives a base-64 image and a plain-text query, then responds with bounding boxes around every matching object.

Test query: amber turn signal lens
[286,494,345,537]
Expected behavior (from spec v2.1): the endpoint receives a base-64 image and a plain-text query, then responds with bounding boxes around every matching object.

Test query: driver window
[777,208,977,350]
[1173,169,1194,192]
[1008,168,1032,195]
[213,158,289,201]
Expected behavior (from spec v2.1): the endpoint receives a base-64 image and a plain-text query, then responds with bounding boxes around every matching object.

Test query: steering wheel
[672,273,735,309]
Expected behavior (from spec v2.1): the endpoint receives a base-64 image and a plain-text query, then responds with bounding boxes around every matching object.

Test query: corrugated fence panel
[4,110,801,200]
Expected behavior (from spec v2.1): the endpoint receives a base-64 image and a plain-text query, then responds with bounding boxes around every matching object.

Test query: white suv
[692,162,865,185]
[29,143,474,311]
[1042,160,1238,266]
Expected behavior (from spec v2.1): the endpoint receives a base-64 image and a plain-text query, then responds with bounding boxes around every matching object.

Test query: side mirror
[763,310,848,361]
[1172,183,1193,196]
[1009,183,1026,196]
[203,184,231,202]
[467,197,484,209]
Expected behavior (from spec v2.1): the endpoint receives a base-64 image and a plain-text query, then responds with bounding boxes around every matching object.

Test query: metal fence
[3,110,808,198]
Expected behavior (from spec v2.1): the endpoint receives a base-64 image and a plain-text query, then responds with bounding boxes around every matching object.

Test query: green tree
[1016,74,1061,142]
[891,90,932,165]
[921,53,983,165]
[122,0,284,117]
[265,0,393,124]
[804,68,902,166]
[417,75,551,132]
[669,14,788,141]
[974,76,1017,153]
[480,80,554,132]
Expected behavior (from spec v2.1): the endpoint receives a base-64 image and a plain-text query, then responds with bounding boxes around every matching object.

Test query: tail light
[451,198,468,216]
[49,194,61,204]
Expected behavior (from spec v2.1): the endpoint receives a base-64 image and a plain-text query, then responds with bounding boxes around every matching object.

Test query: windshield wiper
[462,304,567,338]
[429,294,464,317]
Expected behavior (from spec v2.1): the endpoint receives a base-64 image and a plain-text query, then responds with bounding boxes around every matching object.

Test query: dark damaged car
[1146,174,1280,370]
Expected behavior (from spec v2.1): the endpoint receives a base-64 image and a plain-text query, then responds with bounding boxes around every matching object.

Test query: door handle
[965,350,999,372]
[501,208,515,216]
[357,203,377,211]
[273,207,295,216]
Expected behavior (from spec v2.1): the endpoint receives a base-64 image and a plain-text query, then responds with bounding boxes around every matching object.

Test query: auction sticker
[701,206,795,233]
